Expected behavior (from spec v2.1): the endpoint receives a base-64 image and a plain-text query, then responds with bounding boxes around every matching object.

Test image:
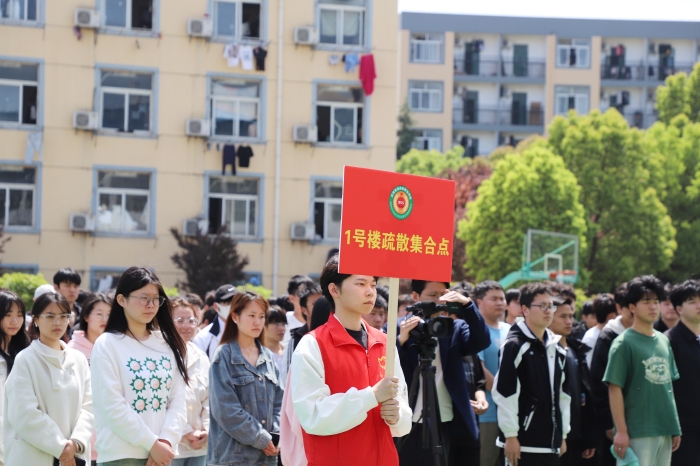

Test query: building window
[103,0,153,30]
[0,62,38,126]
[99,69,154,134]
[211,78,261,139]
[96,170,152,234]
[316,84,364,145]
[213,0,261,40]
[555,86,590,115]
[411,129,442,152]
[207,176,259,239]
[556,38,590,68]
[91,269,124,292]
[0,0,38,21]
[313,180,342,241]
[410,33,443,63]
[318,0,365,47]
[0,165,35,228]
[409,81,443,112]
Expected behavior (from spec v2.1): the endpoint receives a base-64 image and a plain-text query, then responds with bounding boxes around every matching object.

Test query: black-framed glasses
[529,303,557,312]
[128,295,167,307]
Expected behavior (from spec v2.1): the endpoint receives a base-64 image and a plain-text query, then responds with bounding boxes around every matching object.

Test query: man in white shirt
[193,284,236,359]
[582,294,617,367]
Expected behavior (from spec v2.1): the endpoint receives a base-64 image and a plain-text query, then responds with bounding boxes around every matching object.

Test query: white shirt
[193,316,226,360]
[411,342,454,423]
[582,326,601,367]
[282,311,305,348]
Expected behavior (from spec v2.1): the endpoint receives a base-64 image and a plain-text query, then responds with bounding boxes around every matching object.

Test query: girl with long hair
[68,293,111,465]
[208,291,283,466]
[4,292,93,466]
[90,267,188,466]
[170,298,210,466]
[0,290,31,466]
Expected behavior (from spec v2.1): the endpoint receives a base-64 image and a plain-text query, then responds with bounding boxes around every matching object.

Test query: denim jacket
[208,340,284,466]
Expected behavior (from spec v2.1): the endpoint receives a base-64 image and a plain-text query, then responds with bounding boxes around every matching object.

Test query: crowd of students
[0,261,697,466]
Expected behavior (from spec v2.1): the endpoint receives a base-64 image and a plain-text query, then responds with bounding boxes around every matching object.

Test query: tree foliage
[548,110,676,292]
[396,145,470,177]
[396,102,416,159]
[170,228,249,299]
[656,63,700,124]
[458,146,587,283]
[0,272,48,311]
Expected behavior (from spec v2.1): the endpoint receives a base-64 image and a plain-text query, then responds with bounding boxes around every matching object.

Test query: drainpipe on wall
[272,0,284,294]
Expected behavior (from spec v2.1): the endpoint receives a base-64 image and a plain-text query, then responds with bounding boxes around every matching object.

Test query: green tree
[0,272,48,311]
[457,146,587,283]
[396,102,416,159]
[396,145,469,177]
[170,228,249,299]
[656,63,700,124]
[548,110,676,292]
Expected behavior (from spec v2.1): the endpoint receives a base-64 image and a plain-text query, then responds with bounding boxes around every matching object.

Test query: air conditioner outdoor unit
[182,218,206,237]
[187,18,213,37]
[293,125,318,143]
[649,42,657,55]
[73,111,99,130]
[186,119,211,137]
[290,222,315,241]
[70,213,95,232]
[294,27,319,45]
[74,8,99,28]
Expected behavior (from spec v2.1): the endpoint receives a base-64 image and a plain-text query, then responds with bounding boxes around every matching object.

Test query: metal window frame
[99,86,153,133]
[0,75,38,125]
[95,171,152,234]
[317,100,363,144]
[211,94,261,138]
[209,192,259,238]
[1,0,37,21]
[318,4,365,47]
[212,0,262,40]
[409,34,443,63]
[0,182,35,228]
[312,180,342,240]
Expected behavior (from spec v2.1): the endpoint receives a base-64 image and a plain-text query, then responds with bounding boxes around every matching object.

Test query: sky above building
[398,0,700,22]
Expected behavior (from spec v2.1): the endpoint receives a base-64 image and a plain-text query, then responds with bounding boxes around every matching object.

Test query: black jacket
[565,336,597,450]
[493,321,571,454]
[666,321,700,433]
[589,316,626,433]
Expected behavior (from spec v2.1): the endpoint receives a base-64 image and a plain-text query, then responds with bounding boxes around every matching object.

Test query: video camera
[406,301,461,339]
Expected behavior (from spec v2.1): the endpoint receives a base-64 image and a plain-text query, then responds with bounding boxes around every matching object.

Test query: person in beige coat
[3,292,93,466]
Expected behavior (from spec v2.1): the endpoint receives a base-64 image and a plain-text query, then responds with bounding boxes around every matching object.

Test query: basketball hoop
[549,270,577,283]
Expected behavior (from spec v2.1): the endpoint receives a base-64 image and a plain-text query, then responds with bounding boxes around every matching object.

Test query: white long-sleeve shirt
[91,331,187,463]
[290,321,412,438]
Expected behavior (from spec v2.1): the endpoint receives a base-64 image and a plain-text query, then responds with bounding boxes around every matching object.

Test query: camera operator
[397,280,491,466]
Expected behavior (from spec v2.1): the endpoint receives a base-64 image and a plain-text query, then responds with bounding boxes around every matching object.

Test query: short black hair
[669,280,700,309]
[299,283,323,310]
[593,294,617,324]
[450,281,474,299]
[411,280,450,296]
[204,290,216,307]
[474,280,504,301]
[287,275,315,296]
[309,297,332,331]
[614,282,628,308]
[184,293,204,308]
[581,300,594,316]
[519,282,552,308]
[626,275,665,307]
[554,284,576,303]
[53,268,81,286]
[320,254,377,311]
[505,288,520,305]
[267,305,287,325]
[201,309,217,326]
[271,295,294,313]
[374,294,387,310]
[376,285,390,303]
[398,294,414,306]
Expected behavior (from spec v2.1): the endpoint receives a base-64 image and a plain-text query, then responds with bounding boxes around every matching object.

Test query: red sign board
[338,166,456,282]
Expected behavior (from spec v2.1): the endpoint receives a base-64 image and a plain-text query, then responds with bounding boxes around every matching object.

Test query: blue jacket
[397,302,491,440]
[208,340,284,466]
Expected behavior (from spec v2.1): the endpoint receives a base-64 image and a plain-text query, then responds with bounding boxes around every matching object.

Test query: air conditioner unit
[648,42,657,55]
[186,119,211,137]
[294,27,319,45]
[70,213,95,232]
[182,218,209,237]
[74,8,99,28]
[73,111,99,130]
[290,222,315,241]
[187,18,213,37]
[293,125,318,143]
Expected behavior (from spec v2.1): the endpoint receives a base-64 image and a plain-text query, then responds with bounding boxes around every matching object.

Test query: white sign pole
[385,277,399,377]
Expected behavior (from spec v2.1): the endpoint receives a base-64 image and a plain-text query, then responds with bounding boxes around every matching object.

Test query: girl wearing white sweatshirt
[0,290,31,466]
[91,267,188,466]
[4,291,94,466]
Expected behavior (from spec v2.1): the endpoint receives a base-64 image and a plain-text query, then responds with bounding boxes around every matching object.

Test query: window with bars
[207,176,260,239]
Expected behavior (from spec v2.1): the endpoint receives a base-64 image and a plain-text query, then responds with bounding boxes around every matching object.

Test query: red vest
[301,316,398,466]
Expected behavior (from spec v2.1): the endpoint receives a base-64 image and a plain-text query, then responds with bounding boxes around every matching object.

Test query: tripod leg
[423,364,447,466]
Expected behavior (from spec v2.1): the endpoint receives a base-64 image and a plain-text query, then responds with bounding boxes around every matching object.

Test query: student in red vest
[291,254,412,466]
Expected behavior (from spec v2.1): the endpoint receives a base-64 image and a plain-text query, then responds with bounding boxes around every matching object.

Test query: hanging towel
[222,144,236,175]
[329,54,341,66]
[253,46,268,71]
[223,43,240,67]
[240,45,255,70]
[359,54,376,96]
[236,145,254,168]
[343,53,360,73]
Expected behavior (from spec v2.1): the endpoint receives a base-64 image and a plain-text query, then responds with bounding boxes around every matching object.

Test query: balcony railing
[453,106,545,126]
[601,60,646,80]
[648,62,696,81]
[410,40,443,64]
[622,110,657,129]
[454,58,546,78]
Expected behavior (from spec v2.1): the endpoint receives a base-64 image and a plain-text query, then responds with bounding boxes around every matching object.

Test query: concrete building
[399,13,700,156]
[0,0,398,294]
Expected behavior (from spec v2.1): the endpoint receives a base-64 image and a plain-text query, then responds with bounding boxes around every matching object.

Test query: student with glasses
[492,283,571,466]
[90,267,188,466]
[263,305,288,371]
[4,292,94,466]
[170,298,210,466]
